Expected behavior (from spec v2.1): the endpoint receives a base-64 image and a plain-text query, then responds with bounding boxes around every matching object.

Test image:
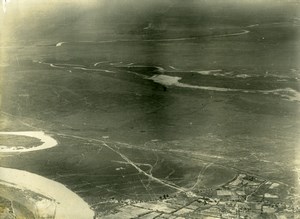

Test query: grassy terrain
[0,0,300,216]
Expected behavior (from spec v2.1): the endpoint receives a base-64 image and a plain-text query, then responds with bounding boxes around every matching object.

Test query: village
[100,173,300,219]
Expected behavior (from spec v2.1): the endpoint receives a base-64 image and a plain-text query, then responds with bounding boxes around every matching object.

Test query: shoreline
[0,131,58,152]
[0,167,95,219]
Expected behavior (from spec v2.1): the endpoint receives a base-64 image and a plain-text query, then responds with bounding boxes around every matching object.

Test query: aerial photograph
[0,0,300,218]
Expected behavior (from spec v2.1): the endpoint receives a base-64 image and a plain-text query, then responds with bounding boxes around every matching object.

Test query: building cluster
[100,173,300,218]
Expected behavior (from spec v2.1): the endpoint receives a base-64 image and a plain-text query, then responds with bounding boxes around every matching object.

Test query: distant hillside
[0,0,299,45]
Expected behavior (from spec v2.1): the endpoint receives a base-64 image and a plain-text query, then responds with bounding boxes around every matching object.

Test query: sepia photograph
[0,0,300,218]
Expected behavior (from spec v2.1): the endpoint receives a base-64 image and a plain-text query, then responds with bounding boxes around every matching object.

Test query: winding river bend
[0,131,57,152]
[0,131,95,219]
